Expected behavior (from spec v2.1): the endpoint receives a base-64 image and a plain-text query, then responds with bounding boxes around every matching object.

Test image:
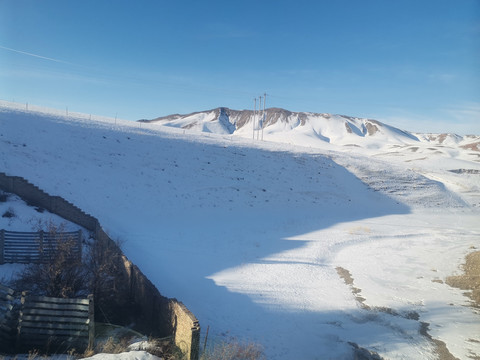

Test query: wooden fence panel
[17,292,94,353]
[0,230,82,264]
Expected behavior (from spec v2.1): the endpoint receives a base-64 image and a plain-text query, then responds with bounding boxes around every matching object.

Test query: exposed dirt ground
[445,250,480,360]
[336,266,460,360]
[446,250,480,308]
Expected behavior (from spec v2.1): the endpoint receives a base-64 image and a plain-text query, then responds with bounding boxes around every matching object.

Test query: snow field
[1,102,479,359]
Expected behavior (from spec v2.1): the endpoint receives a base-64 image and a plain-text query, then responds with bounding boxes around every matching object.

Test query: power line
[262,92,267,141]
[252,97,257,140]
[252,92,267,141]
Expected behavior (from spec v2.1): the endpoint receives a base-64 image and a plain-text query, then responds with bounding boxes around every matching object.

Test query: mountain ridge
[139,107,480,152]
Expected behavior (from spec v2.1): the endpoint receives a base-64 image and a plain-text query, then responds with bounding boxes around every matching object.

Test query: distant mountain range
[139,108,480,154]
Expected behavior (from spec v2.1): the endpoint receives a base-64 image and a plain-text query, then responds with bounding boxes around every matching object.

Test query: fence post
[0,230,4,264]
[16,291,27,352]
[39,230,44,263]
[77,229,82,258]
[88,294,95,350]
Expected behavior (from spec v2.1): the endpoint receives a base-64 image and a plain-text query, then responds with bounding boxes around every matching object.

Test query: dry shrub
[2,207,15,218]
[201,338,265,360]
[95,336,130,354]
[131,338,184,360]
[85,235,127,322]
[10,220,126,309]
[11,222,87,298]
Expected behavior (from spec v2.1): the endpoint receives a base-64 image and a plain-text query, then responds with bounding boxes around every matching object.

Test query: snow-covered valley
[1,101,479,359]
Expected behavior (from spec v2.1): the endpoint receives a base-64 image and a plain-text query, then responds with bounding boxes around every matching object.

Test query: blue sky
[1,0,479,134]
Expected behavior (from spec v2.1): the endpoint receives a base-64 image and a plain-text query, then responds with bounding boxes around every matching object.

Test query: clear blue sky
[1,0,479,134]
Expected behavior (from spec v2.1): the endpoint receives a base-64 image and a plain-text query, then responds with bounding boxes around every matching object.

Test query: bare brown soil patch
[365,122,379,136]
[336,266,459,360]
[419,322,460,360]
[446,250,480,308]
[336,266,368,308]
[461,141,480,152]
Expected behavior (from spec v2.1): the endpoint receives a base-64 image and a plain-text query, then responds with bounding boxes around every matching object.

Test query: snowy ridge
[143,107,479,152]
[1,101,480,360]
[144,107,420,144]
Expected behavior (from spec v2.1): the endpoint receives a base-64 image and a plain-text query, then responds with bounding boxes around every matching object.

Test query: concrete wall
[0,172,200,360]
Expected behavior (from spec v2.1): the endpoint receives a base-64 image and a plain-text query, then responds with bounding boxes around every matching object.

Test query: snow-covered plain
[1,101,479,359]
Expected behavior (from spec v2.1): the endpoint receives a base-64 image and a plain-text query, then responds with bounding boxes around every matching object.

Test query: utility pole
[262,92,267,141]
[257,96,262,140]
[253,98,257,140]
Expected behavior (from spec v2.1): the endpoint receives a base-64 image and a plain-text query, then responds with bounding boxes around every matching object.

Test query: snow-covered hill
[142,107,480,156]
[1,101,479,359]
[143,107,420,144]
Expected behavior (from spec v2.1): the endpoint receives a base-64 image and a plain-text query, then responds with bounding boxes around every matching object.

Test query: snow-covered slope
[1,101,479,359]
[144,107,419,145]
[145,107,480,207]
[143,107,480,156]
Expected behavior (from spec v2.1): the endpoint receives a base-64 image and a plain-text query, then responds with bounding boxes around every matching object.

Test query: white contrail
[0,45,72,64]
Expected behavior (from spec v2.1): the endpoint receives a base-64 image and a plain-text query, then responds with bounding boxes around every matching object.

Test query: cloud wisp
[0,45,73,65]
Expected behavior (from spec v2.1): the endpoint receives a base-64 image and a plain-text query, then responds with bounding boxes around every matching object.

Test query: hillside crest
[140,107,479,151]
